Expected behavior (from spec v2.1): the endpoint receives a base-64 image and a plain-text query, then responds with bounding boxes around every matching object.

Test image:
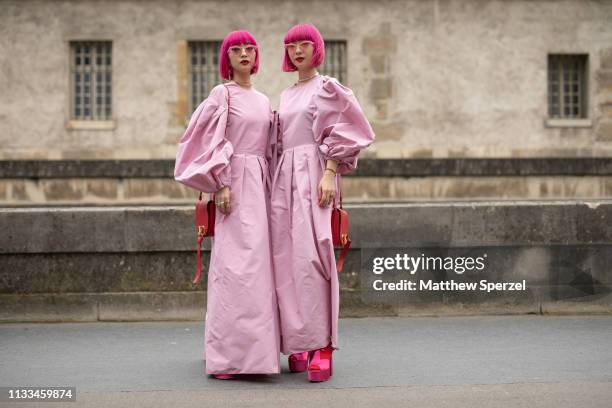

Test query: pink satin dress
[269,75,375,355]
[174,82,280,374]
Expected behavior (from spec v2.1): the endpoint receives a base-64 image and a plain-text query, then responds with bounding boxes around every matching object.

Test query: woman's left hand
[318,171,336,206]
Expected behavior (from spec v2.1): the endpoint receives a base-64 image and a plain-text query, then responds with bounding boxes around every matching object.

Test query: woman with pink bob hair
[174,30,280,380]
[269,23,375,382]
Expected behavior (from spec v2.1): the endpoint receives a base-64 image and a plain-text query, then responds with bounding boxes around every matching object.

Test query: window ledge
[544,118,592,128]
[66,120,116,130]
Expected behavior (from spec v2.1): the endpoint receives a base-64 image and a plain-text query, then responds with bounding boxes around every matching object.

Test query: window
[548,54,588,119]
[320,40,347,84]
[70,41,112,120]
[188,41,222,113]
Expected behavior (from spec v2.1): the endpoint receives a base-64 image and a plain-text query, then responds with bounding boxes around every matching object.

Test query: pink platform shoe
[212,374,235,380]
[307,343,333,382]
[288,351,309,372]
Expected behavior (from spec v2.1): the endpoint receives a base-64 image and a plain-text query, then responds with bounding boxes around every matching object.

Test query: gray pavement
[1,316,611,407]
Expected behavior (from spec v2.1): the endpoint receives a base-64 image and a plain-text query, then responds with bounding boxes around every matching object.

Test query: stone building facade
[1,0,612,203]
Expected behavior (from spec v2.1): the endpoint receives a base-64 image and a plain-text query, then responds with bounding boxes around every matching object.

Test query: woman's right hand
[215,186,231,214]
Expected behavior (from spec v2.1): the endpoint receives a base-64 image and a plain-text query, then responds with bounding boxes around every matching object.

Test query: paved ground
[1,316,611,407]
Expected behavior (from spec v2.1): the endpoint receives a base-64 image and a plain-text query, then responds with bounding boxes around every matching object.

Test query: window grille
[70,41,112,120]
[320,40,347,84]
[548,54,588,118]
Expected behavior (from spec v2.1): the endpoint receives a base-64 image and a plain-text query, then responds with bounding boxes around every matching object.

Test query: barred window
[188,41,222,113]
[548,54,588,119]
[320,40,347,84]
[70,41,112,120]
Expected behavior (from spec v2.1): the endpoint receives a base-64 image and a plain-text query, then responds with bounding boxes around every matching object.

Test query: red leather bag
[331,175,351,273]
[193,192,215,284]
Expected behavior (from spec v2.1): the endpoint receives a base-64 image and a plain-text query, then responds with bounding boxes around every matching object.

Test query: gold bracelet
[325,168,337,175]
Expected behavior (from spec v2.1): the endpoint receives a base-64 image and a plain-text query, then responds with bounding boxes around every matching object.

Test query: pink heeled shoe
[288,351,309,372]
[307,343,333,382]
[213,374,235,380]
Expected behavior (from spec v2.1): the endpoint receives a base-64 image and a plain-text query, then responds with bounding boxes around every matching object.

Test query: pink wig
[219,30,260,80]
[282,23,325,72]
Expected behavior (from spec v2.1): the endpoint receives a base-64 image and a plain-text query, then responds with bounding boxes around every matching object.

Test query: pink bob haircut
[282,23,325,72]
[219,30,260,80]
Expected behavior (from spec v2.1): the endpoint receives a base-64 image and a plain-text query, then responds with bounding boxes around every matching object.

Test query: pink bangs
[219,30,260,80]
[282,23,325,72]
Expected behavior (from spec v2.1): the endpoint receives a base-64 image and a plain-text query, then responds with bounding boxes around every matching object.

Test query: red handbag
[193,192,215,285]
[331,175,351,273]
[192,84,230,285]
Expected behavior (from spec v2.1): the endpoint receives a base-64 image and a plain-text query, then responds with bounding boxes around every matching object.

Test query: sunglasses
[284,41,314,52]
[227,45,257,55]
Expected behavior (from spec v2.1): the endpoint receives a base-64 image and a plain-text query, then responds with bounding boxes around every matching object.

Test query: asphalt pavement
[1,315,611,407]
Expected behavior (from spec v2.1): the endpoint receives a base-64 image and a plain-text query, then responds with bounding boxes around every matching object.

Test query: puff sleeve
[312,76,375,175]
[174,85,234,193]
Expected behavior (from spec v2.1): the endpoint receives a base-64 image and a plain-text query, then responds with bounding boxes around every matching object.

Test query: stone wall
[4,175,612,204]
[596,47,612,142]
[1,202,610,321]
[1,0,612,160]
[2,158,612,204]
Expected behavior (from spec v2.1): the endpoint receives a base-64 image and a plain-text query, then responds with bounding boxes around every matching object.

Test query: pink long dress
[270,75,375,355]
[174,82,281,375]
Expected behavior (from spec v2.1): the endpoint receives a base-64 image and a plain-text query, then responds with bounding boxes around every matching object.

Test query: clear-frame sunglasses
[285,40,314,52]
[227,45,258,56]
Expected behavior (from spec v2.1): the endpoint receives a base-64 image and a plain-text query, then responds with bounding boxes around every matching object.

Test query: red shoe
[213,374,235,380]
[307,343,333,382]
[288,351,309,372]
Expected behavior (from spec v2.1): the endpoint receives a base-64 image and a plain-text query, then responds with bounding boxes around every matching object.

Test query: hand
[215,186,231,214]
[318,171,336,207]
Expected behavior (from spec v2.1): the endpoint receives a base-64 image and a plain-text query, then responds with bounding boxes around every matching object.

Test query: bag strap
[193,234,204,285]
[338,174,343,209]
[223,83,231,120]
[193,83,233,284]
[333,172,349,273]
[336,238,350,273]
[332,173,343,209]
